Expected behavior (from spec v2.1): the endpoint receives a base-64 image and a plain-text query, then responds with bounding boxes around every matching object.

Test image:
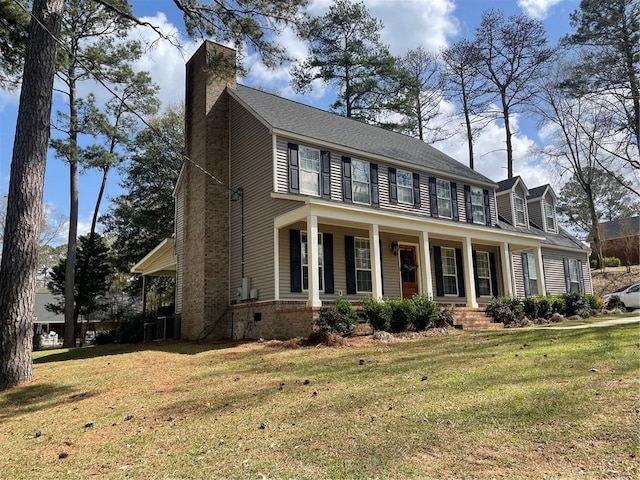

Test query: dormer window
[544,203,556,232]
[515,196,526,225]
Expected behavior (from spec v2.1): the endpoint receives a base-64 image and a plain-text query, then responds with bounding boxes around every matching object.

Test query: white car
[602,283,640,311]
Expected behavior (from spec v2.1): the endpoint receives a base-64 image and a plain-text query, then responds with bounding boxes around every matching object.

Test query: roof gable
[229,85,496,186]
[496,176,528,195]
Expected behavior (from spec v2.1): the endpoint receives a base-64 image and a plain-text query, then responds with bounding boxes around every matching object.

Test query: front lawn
[1,323,638,479]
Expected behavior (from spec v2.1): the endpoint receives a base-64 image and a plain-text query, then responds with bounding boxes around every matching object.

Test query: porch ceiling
[131,238,176,277]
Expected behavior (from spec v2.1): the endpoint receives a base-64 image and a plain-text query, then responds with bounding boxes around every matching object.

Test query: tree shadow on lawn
[0,382,96,421]
[33,339,257,364]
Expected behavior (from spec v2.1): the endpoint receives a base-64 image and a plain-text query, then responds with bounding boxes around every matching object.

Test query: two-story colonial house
[135,42,592,340]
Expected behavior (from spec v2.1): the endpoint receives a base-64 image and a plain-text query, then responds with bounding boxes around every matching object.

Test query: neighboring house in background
[589,216,640,266]
[136,42,593,341]
[33,292,65,338]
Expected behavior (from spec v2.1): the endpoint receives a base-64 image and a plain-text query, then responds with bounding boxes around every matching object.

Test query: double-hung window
[441,247,458,295]
[299,146,321,196]
[436,179,452,219]
[397,169,413,204]
[526,254,537,294]
[476,251,492,296]
[354,237,372,292]
[515,196,526,225]
[471,187,485,224]
[544,203,556,232]
[301,231,323,291]
[567,258,580,293]
[351,159,370,204]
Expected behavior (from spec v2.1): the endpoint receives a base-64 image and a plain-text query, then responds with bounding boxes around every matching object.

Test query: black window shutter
[323,233,334,294]
[290,229,301,293]
[388,167,397,204]
[563,258,570,292]
[451,182,459,221]
[489,252,498,297]
[464,185,472,223]
[345,235,356,294]
[429,177,438,217]
[483,189,491,225]
[321,151,331,199]
[288,143,299,193]
[342,156,352,203]
[413,173,421,207]
[472,250,479,294]
[455,248,465,297]
[522,252,530,296]
[434,246,444,296]
[370,163,379,207]
[578,260,585,293]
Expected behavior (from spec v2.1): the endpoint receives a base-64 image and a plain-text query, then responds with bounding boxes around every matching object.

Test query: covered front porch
[273,198,547,309]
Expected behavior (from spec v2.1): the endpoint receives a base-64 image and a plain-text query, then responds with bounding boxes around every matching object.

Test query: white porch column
[500,242,513,297]
[369,223,383,299]
[462,236,478,308]
[419,230,433,298]
[273,226,280,300]
[534,246,546,296]
[307,214,321,307]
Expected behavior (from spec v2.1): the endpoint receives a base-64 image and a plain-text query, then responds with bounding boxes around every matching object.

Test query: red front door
[400,245,419,298]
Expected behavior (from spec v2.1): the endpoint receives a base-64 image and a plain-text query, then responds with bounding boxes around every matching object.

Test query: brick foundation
[228,301,314,339]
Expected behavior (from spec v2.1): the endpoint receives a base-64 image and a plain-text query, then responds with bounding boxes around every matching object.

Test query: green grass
[1,323,638,479]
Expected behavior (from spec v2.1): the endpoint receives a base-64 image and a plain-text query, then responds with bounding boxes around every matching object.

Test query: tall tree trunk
[63,71,79,349]
[500,90,513,178]
[461,80,474,170]
[0,0,65,391]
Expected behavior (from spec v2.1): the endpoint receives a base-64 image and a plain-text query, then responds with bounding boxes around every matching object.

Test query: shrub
[502,297,525,320]
[95,329,117,345]
[388,298,417,333]
[564,293,590,317]
[582,294,604,313]
[333,297,359,326]
[362,296,392,332]
[603,257,621,267]
[549,295,565,315]
[314,305,355,337]
[485,298,517,325]
[114,313,151,343]
[32,332,42,351]
[606,295,623,310]
[411,295,439,330]
[536,296,553,319]
[590,259,598,269]
[436,306,455,327]
[522,296,539,319]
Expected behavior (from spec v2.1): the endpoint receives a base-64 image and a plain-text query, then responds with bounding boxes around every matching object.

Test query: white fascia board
[271,129,498,189]
[172,163,186,198]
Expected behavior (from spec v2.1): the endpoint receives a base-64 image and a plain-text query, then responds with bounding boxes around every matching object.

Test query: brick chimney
[178,41,237,339]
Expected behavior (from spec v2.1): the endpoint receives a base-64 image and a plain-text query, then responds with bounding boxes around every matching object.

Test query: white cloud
[517,0,564,20]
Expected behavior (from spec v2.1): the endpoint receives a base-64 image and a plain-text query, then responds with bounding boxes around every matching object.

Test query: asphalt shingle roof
[496,176,520,192]
[590,216,640,240]
[527,185,548,200]
[497,216,589,250]
[231,84,496,186]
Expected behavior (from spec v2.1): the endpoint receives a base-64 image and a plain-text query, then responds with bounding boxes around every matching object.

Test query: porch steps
[452,307,504,330]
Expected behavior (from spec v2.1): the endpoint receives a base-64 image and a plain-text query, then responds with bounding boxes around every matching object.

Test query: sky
[0,0,580,244]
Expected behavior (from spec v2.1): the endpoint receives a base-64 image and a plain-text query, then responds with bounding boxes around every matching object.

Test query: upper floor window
[397,169,413,204]
[299,146,321,196]
[352,159,370,204]
[436,179,452,219]
[515,196,526,225]
[470,187,485,224]
[544,203,556,231]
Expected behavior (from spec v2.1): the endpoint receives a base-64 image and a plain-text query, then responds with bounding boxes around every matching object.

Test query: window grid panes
[526,253,538,294]
[397,170,413,204]
[301,231,323,291]
[355,237,372,292]
[351,159,370,204]
[436,179,452,218]
[476,251,492,296]
[515,197,526,225]
[299,146,320,195]
[568,258,580,293]
[442,247,458,295]
[471,187,485,224]
[545,203,555,231]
